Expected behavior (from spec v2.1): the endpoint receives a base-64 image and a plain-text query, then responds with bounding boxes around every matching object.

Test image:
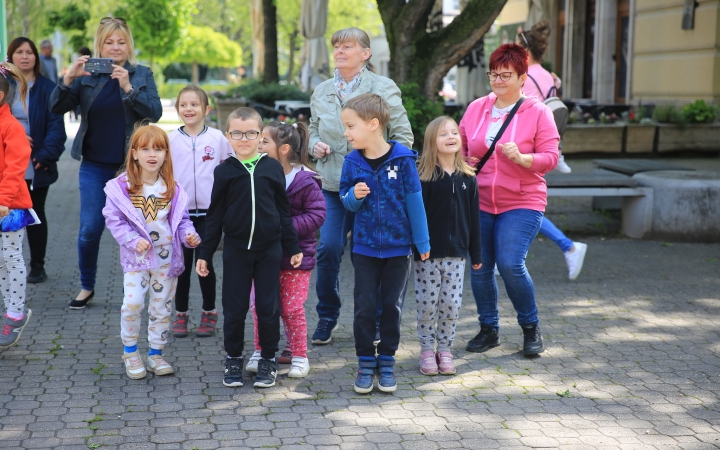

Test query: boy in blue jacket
[339,93,430,393]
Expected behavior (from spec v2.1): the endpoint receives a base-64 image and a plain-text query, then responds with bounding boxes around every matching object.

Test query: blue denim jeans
[539,217,573,253]
[78,160,121,290]
[470,209,543,329]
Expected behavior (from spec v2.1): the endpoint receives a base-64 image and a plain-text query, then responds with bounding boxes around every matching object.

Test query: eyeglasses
[487,72,516,82]
[100,17,127,26]
[228,130,260,141]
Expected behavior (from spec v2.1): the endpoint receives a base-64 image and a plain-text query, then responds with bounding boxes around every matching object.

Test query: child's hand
[0,205,8,218]
[136,239,151,253]
[472,263,482,270]
[354,182,370,199]
[186,233,201,247]
[196,259,209,277]
[290,253,303,268]
[420,252,430,261]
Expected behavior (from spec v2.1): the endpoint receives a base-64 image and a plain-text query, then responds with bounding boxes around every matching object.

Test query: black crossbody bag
[473,97,525,172]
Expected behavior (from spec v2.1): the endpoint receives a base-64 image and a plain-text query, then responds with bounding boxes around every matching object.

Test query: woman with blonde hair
[50,17,162,310]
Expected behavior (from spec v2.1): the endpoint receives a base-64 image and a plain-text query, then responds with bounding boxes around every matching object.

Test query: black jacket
[413,167,482,265]
[29,75,67,188]
[198,154,301,260]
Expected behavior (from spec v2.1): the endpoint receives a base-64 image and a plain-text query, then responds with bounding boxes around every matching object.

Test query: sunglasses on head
[100,17,127,26]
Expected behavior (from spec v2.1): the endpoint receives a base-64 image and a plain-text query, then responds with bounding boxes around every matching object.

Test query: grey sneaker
[0,309,32,349]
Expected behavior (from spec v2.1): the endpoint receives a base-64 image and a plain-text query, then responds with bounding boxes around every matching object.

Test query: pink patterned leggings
[251,270,310,358]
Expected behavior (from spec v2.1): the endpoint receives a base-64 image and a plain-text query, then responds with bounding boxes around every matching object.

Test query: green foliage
[46,2,91,51]
[398,83,444,151]
[224,80,309,106]
[172,26,242,68]
[680,100,717,124]
[652,104,684,124]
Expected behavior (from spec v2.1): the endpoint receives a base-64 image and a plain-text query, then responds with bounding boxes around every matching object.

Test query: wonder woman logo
[131,194,171,221]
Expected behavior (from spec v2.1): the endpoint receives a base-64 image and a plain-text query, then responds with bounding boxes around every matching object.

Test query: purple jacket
[282,168,326,271]
[102,173,198,277]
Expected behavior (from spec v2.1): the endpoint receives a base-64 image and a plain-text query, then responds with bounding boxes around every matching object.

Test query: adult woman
[7,37,67,284]
[459,43,559,356]
[50,17,162,309]
[309,27,413,344]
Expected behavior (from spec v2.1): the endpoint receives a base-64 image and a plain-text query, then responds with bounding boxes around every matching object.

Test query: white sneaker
[287,356,310,378]
[147,354,174,376]
[122,351,146,380]
[245,350,262,373]
[555,155,572,174]
[564,242,587,280]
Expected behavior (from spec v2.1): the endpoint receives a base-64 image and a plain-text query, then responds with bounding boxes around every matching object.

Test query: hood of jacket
[344,140,418,171]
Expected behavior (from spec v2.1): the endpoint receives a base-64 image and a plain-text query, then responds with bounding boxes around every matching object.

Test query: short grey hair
[40,40,52,49]
[330,28,376,73]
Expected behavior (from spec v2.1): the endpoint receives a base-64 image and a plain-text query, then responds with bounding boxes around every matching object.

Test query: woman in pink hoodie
[459,43,559,357]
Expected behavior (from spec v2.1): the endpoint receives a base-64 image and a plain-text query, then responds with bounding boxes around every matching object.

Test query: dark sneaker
[465,325,500,353]
[196,310,217,337]
[171,313,189,338]
[253,358,278,388]
[354,356,376,394]
[0,309,32,349]
[376,355,397,392]
[27,265,47,283]
[311,319,338,345]
[277,349,293,364]
[69,291,94,310]
[223,357,244,387]
[522,324,545,356]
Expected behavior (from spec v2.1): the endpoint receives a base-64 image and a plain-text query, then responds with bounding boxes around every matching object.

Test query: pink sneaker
[419,351,438,375]
[436,351,456,375]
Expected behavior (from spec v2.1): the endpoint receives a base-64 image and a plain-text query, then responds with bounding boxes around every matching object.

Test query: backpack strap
[526,74,546,101]
[474,97,525,173]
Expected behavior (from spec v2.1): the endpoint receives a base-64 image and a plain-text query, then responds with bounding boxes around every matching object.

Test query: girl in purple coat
[248,121,326,378]
[103,125,200,380]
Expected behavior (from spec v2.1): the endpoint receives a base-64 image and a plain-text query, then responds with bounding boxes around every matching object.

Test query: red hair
[489,43,529,75]
[126,125,176,199]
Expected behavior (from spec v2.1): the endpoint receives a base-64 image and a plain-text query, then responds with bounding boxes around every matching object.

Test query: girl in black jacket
[413,116,481,376]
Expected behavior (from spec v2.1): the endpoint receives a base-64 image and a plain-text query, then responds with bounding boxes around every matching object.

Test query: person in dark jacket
[196,108,302,390]
[7,37,67,284]
[49,18,162,309]
[413,116,481,377]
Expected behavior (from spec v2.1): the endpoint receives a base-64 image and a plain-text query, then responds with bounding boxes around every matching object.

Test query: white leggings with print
[414,257,466,353]
[121,246,176,349]
[0,229,26,316]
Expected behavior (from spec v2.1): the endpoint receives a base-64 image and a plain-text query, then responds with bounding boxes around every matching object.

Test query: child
[0,62,35,350]
[196,107,303,389]
[169,85,232,338]
[247,121,326,378]
[414,116,482,376]
[338,93,430,393]
[102,125,201,380]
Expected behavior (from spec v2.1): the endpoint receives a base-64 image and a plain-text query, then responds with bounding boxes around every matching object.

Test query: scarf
[333,66,365,101]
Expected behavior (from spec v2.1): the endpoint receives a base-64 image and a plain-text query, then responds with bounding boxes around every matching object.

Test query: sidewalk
[0,123,719,449]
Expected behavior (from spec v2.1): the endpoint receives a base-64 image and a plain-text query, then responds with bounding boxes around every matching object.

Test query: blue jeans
[78,160,121,290]
[539,217,573,253]
[470,209,543,329]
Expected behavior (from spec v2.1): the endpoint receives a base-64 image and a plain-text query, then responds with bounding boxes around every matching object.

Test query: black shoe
[253,358,278,388]
[223,357,244,387]
[27,265,47,283]
[69,291,94,310]
[311,318,338,345]
[522,324,545,356]
[465,325,500,353]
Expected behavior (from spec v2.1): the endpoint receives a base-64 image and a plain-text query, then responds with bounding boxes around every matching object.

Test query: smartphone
[84,58,114,74]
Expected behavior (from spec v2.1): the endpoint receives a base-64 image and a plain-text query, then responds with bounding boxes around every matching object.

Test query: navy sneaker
[377,355,397,393]
[354,356,376,394]
[311,319,338,345]
[223,357,244,387]
[254,358,278,388]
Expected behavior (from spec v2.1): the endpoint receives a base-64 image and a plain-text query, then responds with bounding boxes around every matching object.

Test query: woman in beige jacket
[309,27,413,346]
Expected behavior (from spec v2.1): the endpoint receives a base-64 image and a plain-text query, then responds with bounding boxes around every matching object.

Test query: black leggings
[175,215,216,312]
[25,181,49,268]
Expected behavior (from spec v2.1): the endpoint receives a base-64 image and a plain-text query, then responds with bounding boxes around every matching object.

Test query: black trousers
[175,215,216,312]
[353,254,411,357]
[222,241,282,359]
[25,181,49,268]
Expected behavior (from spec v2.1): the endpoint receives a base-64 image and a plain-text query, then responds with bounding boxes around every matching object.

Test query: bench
[545,170,653,239]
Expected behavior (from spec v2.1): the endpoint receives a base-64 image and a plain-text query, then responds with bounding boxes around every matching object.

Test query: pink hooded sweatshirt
[460,93,559,214]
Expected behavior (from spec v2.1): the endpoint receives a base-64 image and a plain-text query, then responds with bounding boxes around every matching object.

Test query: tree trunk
[262,0,279,84]
[377,0,508,99]
[286,28,299,81]
[192,61,200,85]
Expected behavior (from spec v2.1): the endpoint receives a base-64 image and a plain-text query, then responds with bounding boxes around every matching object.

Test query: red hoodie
[460,94,559,214]
[0,102,32,209]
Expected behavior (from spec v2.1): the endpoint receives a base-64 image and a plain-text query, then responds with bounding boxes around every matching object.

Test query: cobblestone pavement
[1,146,720,449]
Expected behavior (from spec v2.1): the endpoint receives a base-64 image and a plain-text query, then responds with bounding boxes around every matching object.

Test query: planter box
[562,123,625,154]
[214,97,248,131]
[657,123,720,153]
[625,124,657,153]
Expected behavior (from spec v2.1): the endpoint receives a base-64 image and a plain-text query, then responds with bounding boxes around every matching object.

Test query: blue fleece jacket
[339,141,430,258]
